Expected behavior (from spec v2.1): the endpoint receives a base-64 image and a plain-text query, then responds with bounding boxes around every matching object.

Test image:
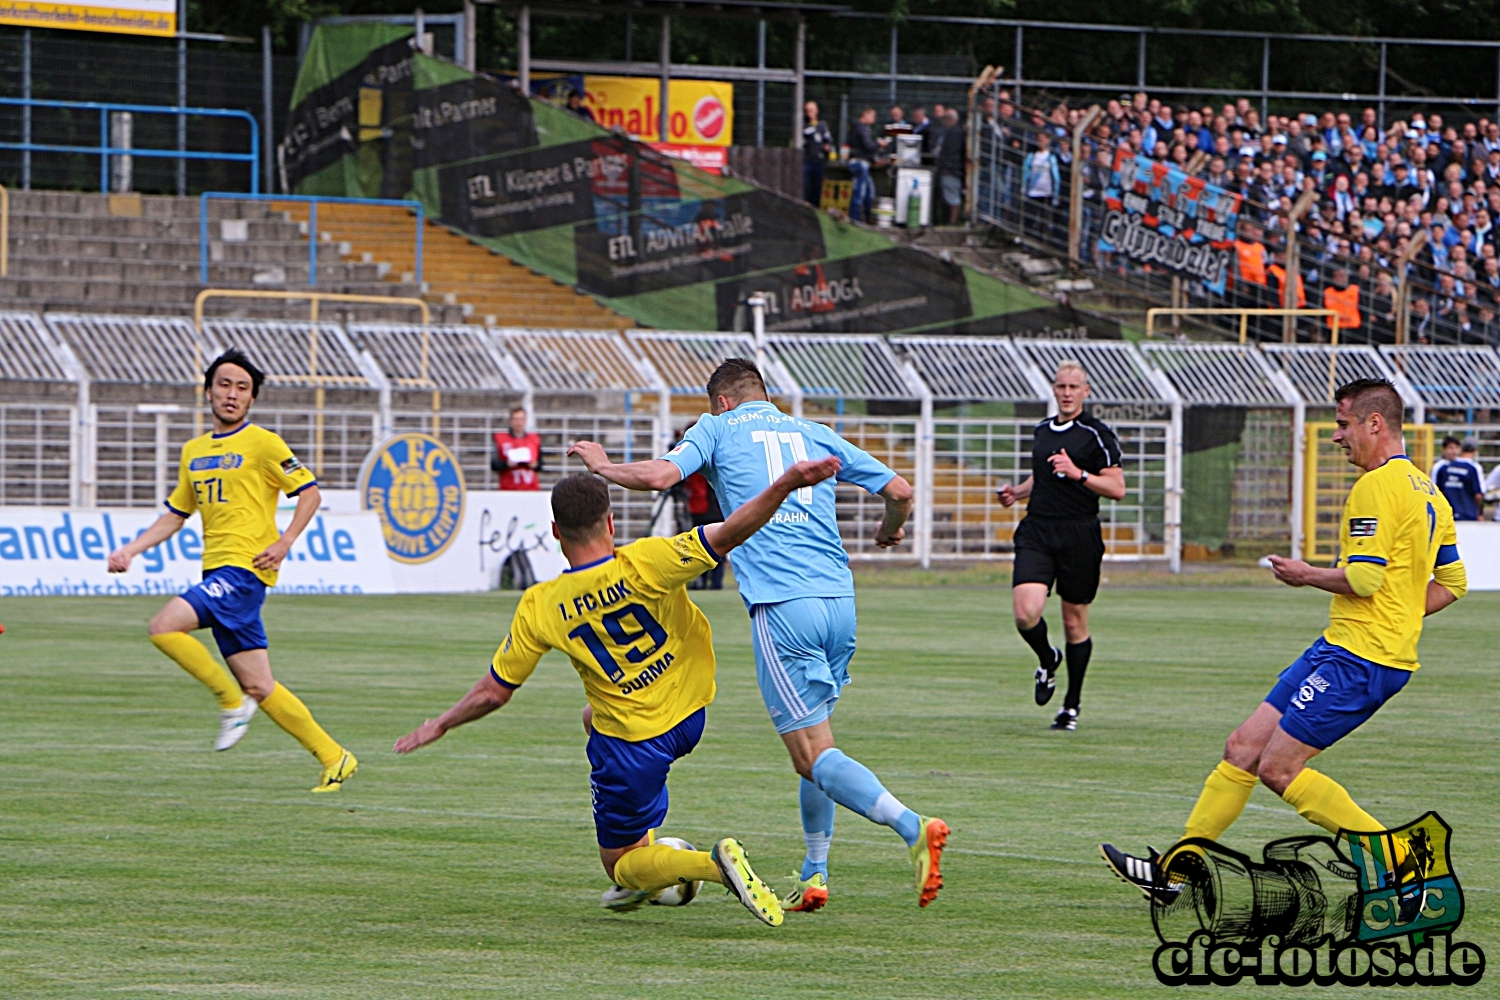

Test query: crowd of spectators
[976,89,1500,345]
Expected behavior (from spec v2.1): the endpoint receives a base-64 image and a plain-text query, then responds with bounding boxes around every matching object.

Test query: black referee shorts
[1012,515,1105,605]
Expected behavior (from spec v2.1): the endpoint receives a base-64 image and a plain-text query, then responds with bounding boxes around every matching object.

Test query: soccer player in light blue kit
[570,358,949,910]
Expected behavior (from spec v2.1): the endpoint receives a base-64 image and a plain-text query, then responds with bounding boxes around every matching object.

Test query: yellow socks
[1282,768,1383,834]
[151,632,242,709]
[1183,760,1259,843]
[259,683,343,768]
[613,844,723,893]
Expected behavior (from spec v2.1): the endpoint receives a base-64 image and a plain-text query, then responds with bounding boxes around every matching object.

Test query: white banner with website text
[0,507,394,597]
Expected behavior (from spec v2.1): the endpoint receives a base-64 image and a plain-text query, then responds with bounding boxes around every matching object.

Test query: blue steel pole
[308,199,317,286]
[199,192,210,283]
[248,117,259,195]
[414,205,424,289]
[99,108,109,192]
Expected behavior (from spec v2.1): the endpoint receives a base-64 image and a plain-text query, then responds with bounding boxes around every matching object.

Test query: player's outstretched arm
[107,511,186,573]
[875,474,914,548]
[567,440,682,492]
[1266,555,1357,595]
[703,456,842,556]
[394,672,515,754]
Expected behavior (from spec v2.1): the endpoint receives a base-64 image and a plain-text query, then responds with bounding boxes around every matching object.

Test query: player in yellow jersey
[1101,378,1468,900]
[394,457,843,926]
[108,350,358,792]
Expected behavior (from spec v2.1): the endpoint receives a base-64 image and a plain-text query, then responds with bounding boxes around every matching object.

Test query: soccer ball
[648,836,702,906]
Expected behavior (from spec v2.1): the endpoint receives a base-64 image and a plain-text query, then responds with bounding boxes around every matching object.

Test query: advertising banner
[0,0,174,37]
[583,76,733,148]
[0,508,394,597]
[351,432,566,591]
[1097,149,1242,295]
[285,24,1056,337]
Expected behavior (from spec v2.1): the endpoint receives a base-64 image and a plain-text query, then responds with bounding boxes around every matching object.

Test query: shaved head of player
[1101,378,1467,902]
[998,361,1126,730]
[567,358,950,913]
[107,350,356,791]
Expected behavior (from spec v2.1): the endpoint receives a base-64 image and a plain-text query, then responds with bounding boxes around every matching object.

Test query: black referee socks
[1018,619,1053,669]
[1063,638,1093,711]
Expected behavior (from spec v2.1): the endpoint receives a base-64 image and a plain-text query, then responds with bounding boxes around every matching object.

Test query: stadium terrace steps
[276,203,635,330]
[0,191,465,324]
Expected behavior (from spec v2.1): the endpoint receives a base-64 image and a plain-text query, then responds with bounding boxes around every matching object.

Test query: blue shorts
[180,566,268,659]
[751,597,857,735]
[1265,638,1411,750]
[586,707,705,849]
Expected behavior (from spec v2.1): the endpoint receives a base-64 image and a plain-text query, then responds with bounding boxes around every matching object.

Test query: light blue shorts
[750,597,857,735]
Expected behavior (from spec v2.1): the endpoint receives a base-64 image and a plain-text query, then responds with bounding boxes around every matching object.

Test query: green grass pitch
[2,584,1497,998]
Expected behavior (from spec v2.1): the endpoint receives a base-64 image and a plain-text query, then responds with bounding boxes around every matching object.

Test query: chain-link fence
[0,28,294,194]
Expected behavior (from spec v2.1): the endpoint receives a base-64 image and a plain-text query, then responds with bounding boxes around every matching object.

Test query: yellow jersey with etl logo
[1325,456,1455,671]
[166,422,317,586]
[491,528,721,741]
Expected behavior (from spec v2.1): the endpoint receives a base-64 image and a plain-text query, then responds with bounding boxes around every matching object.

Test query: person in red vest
[683,471,725,590]
[492,407,544,490]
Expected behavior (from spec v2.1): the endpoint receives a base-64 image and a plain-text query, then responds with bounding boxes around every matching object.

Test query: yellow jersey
[166,422,317,586]
[491,528,721,741]
[1325,456,1455,671]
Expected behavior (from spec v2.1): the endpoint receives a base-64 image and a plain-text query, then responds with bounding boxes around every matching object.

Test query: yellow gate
[1303,423,1433,561]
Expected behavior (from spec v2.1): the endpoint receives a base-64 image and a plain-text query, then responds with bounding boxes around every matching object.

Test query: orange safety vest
[1234,240,1267,286]
[1268,264,1306,309]
[1322,283,1362,331]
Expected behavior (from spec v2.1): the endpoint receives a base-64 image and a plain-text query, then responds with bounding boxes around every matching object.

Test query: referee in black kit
[998,360,1126,731]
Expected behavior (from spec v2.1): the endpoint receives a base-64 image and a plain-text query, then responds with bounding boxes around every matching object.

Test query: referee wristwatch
[1078,471,1089,484]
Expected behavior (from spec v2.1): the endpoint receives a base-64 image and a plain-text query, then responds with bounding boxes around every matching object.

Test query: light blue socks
[810,747,921,847]
[799,778,836,879]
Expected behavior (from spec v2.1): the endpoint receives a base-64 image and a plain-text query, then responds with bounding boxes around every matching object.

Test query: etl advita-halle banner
[1097,149,1242,295]
[278,23,1049,337]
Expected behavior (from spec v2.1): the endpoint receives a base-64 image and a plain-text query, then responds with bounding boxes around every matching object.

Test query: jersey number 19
[750,430,814,504]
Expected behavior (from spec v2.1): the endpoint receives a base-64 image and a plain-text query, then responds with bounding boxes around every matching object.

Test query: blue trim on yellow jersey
[489,665,519,689]
[164,499,191,517]
[1347,555,1388,565]
[563,554,615,574]
[1437,543,1460,566]
[696,524,720,564]
[287,480,318,497]
[211,421,251,440]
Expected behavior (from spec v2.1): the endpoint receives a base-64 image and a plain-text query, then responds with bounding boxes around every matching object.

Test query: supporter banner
[0,0,174,37]
[0,508,394,597]
[285,24,1052,337]
[1097,149,1242,295]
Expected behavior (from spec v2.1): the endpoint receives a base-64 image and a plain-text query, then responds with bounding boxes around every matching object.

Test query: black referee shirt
[1027,413,1123,519]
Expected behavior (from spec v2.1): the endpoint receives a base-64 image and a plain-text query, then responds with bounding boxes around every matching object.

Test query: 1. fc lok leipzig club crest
[1149,813,1485,986]
[359,433,466,563]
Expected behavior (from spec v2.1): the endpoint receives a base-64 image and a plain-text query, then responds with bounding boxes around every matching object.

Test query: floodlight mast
[748,292,767,372]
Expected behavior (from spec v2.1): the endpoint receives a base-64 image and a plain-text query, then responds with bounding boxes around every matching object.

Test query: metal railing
[0,97,259,194]
[198,192,424,287]
[193,290,430,329]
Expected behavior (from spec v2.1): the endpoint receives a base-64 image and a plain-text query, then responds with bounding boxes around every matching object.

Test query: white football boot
[214,697,258,751]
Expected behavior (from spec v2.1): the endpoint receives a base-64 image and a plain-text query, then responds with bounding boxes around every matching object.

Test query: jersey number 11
[750,430,814,504]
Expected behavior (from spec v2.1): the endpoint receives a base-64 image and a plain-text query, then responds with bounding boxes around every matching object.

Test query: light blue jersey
[662,401,896,607]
